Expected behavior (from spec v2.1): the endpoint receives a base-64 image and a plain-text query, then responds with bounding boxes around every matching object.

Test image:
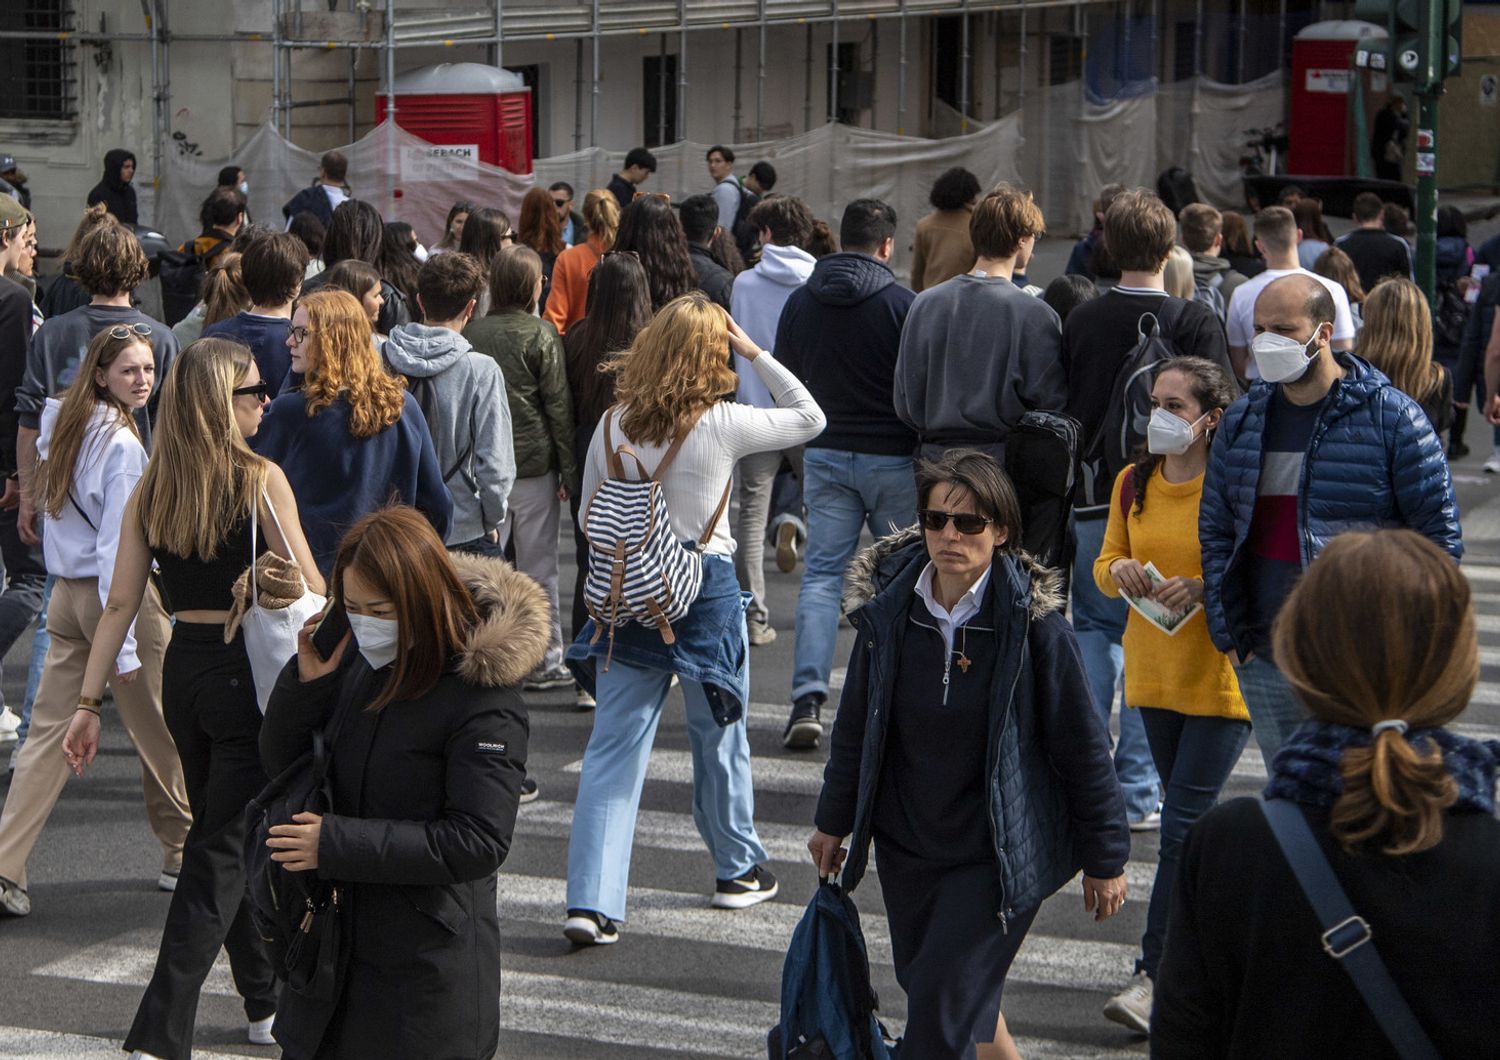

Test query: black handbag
[243,706,348,1003]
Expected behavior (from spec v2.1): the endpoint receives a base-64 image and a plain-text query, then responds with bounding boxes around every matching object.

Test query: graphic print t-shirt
[1243,388,1325,658]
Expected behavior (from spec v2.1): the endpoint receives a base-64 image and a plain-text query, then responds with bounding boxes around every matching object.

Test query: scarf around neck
[1265,719,1500,816]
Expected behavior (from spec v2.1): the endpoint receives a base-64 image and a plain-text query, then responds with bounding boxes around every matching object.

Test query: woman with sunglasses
[563,292,825,945]
[1093,357,1248,1036]
[809,450,1129,1060]
[62,337,324,1058]
[0,325,190,919]
[252,289,452,574]
[544,188,620,335]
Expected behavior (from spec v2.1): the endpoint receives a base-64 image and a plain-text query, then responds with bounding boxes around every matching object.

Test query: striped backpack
[583,406,731,665]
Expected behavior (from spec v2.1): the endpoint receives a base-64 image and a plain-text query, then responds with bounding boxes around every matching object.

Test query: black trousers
[125,623,277,1059]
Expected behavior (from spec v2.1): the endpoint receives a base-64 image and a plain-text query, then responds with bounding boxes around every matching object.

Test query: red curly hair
[299,289,406,439]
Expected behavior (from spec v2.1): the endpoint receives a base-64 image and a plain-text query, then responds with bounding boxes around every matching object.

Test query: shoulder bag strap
[650,406,710,482]
[248,493,259,614]
[1259,799,1442,1060]
[603,406,624,480]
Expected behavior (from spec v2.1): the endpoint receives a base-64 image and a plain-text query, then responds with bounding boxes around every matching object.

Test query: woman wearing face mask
[0,326,190,918]
[809,450,1129,1060]
[258,506,541,1059]
[1094,357,1249,1036]
[63,338,325,1059]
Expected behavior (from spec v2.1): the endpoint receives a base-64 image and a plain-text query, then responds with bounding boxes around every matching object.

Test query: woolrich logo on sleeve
[476,741,508,755]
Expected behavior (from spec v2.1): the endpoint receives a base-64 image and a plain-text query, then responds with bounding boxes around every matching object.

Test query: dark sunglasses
[232,382,270,401]
[918,509,993,535]
[552,198,570,208]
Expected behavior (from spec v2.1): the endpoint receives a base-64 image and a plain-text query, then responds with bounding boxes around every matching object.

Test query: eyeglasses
[917,509,994,535]
[107,323,154,341]
[232,382,270,401]
[552,198,570,209]
[287,325,312,345]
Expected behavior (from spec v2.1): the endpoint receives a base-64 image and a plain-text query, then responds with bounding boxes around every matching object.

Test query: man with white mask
[1199,273,1462,761]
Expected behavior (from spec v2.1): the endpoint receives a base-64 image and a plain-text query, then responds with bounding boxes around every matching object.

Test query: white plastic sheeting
[154,73,1284,277]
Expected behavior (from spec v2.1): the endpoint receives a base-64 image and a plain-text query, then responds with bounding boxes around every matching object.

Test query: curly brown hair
[74,221,150,296]
[608,292,737,445]
[299,290,406,439]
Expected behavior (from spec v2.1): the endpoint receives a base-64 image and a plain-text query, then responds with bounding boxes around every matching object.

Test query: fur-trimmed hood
[840,526,1065,620]
[447,552,551,688]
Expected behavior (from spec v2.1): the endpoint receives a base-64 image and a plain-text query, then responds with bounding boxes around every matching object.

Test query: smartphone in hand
[311,598,350,660]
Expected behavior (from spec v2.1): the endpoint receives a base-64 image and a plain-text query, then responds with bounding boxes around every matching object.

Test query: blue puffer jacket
[1200,353,1462,658]
[813,531,1129,929]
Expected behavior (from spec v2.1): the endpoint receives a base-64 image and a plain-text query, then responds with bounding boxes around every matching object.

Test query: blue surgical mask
[347,613,399,670]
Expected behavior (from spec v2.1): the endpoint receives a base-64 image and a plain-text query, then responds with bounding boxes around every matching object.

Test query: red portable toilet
[1288,21,1387,177]
[376,62,534,175]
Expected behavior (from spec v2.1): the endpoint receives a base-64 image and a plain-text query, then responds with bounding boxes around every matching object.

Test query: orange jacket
[543,234,606,335]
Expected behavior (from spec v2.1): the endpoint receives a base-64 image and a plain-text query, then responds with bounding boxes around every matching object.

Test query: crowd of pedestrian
[0,139,1496,1060]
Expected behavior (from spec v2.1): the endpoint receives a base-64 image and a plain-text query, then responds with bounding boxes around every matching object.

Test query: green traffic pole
[1413,88,1440,310]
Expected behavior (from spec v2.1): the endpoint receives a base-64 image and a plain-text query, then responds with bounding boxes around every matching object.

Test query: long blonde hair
[583,188,620,251]
[608,292,736,445]
[1274,530,1474,856]
[299,289,406,438]
[1163,246,1196,299]
[36,328,148,519]
[1358,277,1444,407]
[136,337,267,558]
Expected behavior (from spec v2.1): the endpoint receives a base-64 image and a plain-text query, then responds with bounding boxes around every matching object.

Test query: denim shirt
[566,554,750,726]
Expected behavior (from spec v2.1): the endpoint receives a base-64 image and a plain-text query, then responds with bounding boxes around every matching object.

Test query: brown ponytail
[1273,530,1476,855]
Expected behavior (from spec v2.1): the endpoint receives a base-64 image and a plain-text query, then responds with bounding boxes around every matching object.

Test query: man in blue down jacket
[1201,274,1461,761]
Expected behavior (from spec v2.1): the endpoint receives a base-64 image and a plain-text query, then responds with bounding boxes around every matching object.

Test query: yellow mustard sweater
[1091,465,1249,720]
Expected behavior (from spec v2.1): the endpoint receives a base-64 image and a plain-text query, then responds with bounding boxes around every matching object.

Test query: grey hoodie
[384,323,515,545]
[1189,251,1248,303]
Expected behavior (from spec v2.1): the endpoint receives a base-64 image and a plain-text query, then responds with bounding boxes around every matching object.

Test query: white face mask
[1146,407,1211,456]
[238,181,249,195]
[347,613,400,670]
[1250,324,1328,384]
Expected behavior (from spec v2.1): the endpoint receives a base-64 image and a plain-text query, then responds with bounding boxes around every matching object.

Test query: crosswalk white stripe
[0,1027,248,1059]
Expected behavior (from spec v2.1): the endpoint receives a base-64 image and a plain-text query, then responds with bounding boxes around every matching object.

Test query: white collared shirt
[914,562,992,654]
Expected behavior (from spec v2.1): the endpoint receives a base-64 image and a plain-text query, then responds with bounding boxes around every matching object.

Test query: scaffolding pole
[830,0,841,123]
[677,0,688,141]
[384,0,396,216]
[139,0,163,195]
[590,0,601,146]
[871,20,879,128]
[756,0,767,139]
[658,34,669,146]
[1019,0,1028,112]
[492,0,504,68]
[804,24,814,132]
[897,0,908,135]
[734,29,744,138]
[959,0,971,132]
[574,39,585,151]
[156,0,173,176]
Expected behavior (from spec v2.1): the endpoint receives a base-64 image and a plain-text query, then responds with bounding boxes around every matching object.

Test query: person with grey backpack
[562,292,824,946]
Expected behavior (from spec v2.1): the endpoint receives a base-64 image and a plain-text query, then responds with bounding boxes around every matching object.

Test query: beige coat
[910,206,976,292]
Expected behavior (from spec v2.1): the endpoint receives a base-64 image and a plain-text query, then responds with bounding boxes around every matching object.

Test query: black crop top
[151,514,263,613]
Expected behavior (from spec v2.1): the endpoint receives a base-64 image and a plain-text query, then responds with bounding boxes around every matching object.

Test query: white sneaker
[248,1014,276,1045]
[0,707,19,747]
[129,1052,169,1060]
[1129,809,1162,832]
[1484,451,1500,474]
[157,869,180,893]
[1103,969,1153,1034]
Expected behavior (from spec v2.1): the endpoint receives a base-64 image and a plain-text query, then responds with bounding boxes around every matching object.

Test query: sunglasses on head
[107,323,154,341]
[918,509,993,535]
[232,382,270,401]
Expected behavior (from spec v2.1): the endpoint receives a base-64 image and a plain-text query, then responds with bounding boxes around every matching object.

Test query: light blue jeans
[16,575,54,745]
[565,657,768,923]
[791,449,918,703]
[1233,654,1307,766]
[1070,515,1161,821]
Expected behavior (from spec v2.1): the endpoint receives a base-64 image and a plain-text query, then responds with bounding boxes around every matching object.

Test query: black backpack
[1079,300,1186,512]
[1433,280,1469,349]
[732,183,761,262]
[405,372,475,486]
[1004,410,1081,572]
[157,238,228,326]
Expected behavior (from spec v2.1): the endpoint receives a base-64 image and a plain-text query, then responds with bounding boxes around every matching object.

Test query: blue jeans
[1136,708,1250,978]
[791,449,917,702]
[16,575,53,745]
[1233,654,1306,765]
[565,656,768,923]
[1071,515,1160,820]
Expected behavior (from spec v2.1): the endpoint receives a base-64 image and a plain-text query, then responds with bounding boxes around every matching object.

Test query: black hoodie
[86,149,138,225]
[774,251,916,456]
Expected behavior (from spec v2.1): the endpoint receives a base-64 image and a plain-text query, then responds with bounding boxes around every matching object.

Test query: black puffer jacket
[85,149,138,225]
[260,553,548,1060]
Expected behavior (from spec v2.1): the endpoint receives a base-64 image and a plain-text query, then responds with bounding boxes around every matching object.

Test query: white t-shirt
[1225,266,1356,350]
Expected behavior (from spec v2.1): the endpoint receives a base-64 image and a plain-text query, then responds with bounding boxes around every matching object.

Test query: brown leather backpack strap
[652,406,710,482]
[603,406,625,480]
[697,476,733,550]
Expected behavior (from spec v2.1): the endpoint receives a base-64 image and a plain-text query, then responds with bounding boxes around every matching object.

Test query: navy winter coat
[1200,353,1462,658]
[814,531,1129,927]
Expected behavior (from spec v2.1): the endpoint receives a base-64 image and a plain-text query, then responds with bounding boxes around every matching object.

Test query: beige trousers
[0,579,189,890]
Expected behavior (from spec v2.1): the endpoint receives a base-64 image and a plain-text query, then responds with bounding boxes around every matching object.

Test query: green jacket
[464,310,578,493]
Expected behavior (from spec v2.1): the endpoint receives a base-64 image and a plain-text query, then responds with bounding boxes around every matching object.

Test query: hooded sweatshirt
[38,398,144,672]
[86,150,138,225]
[774,252,917,456]
[383,323,515,545]
[1189,251,1248,304]
[730,242,817,407]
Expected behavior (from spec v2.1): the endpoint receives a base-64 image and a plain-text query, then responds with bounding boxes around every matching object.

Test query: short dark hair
[624,147,657,173]
[1179,203,1223,255]
[839,198,897,253]
[748,195,814,248]
[678,194,721,245]
[201,188,246,230]
[1104,189,1176,272]
[929,167,982,211]
[915,450,1024,554]
[1305,278,1338,327]
[1253,206,1298,254]
[323,199,384,267]
[1437,204,1467,240]
[241,231,308,307]
[322,259,382,302]
[417,252,486,322]
[706,145,735,164]
[1042,274,1099,324]
[748,161,777,191]
[320,150,348,184]
[288,211,325,259]
[1351,192,1385,223]
[549,181,575,199]
[217,165,243,188]
[489,244,544,313]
